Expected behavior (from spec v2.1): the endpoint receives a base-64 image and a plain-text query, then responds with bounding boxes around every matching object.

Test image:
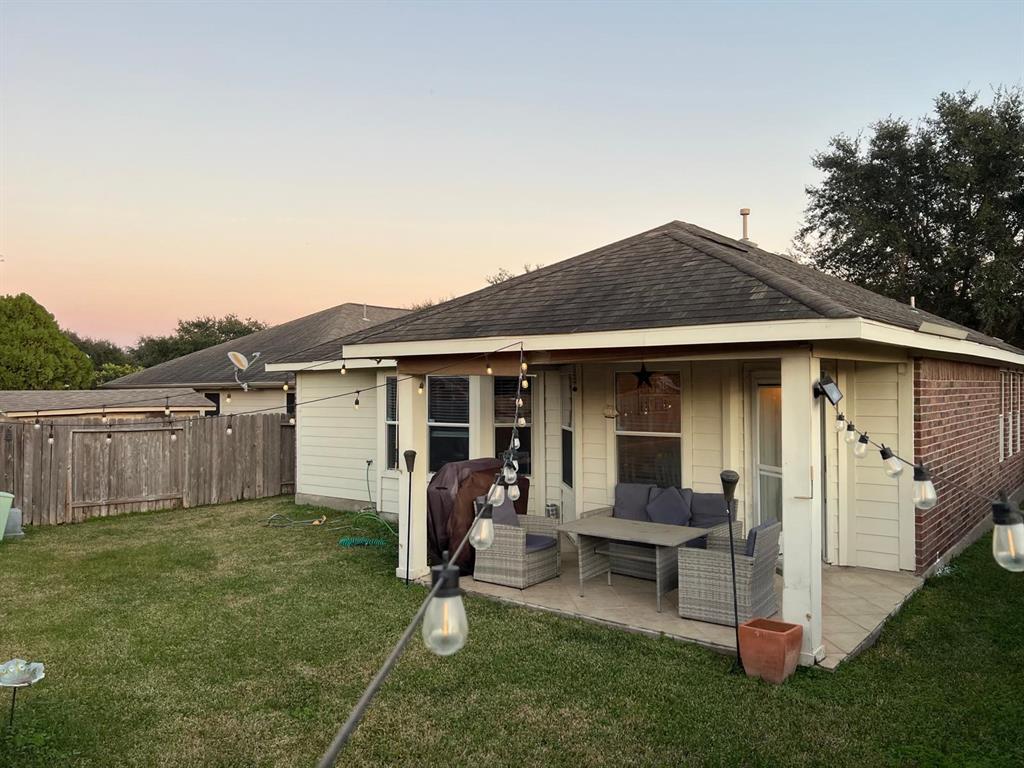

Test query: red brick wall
[914,359,1024,573]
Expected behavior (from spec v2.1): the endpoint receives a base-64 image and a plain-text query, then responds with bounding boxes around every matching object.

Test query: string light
[912,464,938,510]
[521,360,528,372]
[226,392,232,405]
[105,432,112,445]
[289,416,296,425]
[520,378,529,390]
[47,426,54,445]
[226,417,233,436]
[992,493,1024,572]
[282,381,290,392]
[485,358,493,376]
[834,412,846,431]
[844,423,858,444]
[486,482,505,507]
[354,392,360,410]
[33,413,41,430]
[507,483,521,501]
[417,379,425,395]
[101,408,108,424]
[421,553,468,655]
[468,504,495,550]
[879,445,903,477]
[853,432,870,458]
[341,361,347,375]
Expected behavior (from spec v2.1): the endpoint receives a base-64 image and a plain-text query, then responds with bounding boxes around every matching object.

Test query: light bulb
[170,432,177,442]
[844,424,858,444]
[507,483,521,501]
[517,416,527,427]
[853,433,869,458]
[417,380,424,395]
[226,424,233,436]
[879,445,903,478]
[354,394,360,410]
[516,397,524,408]
[503,465,518,484]
[422,594,468,656]
[164,400,171,416]
[282,383,289,392]
[511,459,519,471]
[289,416,296,425]
[992,497,1024,572]
[226,393,232,404]
[422,557,468,656]
[47,435,54,445]
[341,362,347,375]
[834,413,846,432]
[486,483,505,506]
[485,362,493,375]
[521,361,528,372]
[105,433,112,445]
[469,513,495,550]
[521,378,529,390]
[512,437,520,450]
[912,465,938,510]
[102,413,108,424]
[33,419,41,431]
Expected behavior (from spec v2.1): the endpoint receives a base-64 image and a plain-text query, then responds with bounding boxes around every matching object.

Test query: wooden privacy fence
[0,413,295,525]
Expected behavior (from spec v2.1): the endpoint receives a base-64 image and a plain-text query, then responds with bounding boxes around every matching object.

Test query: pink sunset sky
[1,1,1021,346]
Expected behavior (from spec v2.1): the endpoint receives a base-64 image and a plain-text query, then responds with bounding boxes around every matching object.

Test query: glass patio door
[755,384,783,527]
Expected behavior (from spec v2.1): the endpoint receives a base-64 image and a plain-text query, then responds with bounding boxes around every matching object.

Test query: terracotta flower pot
[738,618,803,684]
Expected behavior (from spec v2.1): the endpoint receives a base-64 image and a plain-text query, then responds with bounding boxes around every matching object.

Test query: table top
[558,515,709,547]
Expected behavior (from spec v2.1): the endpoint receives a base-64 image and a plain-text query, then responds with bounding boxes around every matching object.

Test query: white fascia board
[340,319,866,359]
[858,320,1024,367]
[264,359,397,373]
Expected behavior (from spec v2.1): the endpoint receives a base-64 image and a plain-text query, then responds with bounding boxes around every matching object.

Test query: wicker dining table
[558,516,710,612]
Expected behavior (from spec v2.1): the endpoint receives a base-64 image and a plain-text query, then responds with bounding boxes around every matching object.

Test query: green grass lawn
[1,498,1022,767]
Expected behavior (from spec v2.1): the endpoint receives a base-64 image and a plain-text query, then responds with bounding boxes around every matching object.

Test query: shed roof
[0,388,214,416]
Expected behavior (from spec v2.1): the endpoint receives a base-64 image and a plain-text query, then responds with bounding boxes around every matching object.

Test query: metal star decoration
[634,362,653,388]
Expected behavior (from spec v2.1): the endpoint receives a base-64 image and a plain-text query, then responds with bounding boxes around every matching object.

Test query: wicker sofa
[578,483,736,581]
[677,520,781,625]
[472,497,561,589]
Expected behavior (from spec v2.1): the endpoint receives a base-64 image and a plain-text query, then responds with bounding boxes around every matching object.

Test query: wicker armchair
[473,506,561,590]
[677,521,780,626]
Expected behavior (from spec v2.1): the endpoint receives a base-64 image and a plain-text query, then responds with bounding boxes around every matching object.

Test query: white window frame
[384,376,399,470]
[1000,371,1008,462]
[427,375,471,473]
[494,375,532,474]
[560,371,574,489]
[613,369,683,486]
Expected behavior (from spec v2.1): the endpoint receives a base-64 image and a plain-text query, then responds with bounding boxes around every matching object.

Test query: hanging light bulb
[853,433,869,458]
[354,392,360,410]
[105,432,112,445]
[226,392,232,404]
[101,409,108,424]
[47,427,54,445]
[226,418,234,436]
[913,464,938,510]
[282,381,290,392]
[164,398,171,417]
[520,378,529,390]
[521,360,528,372]
[992,494,1024,572]
[512,436,520,450]
[517,416,527,427]
[33,414,41,430]
[844,423,858,444]
[503,464,518,485]
[289,416,296,425]
[486,482,506,506]
[507,483,521,501]
[170,431,177,442]
[834,412,846,432]
[417,379,425,395]
[879,445,904,478]
[516,397,524,408]
[340,360,347,375]
[511,458,519,471]
[485,358,493,376]
[469,504,495,550]
[422,554,468,656]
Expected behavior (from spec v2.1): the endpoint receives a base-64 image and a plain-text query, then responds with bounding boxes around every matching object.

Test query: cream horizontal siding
[205,388,286,415]
[851,362,901,571]
[580,364,612,512]
[295,370,379,504]
[380,475,399,515]
[823,361,840,564]
[690,363,724,493]
[543,370,564,516]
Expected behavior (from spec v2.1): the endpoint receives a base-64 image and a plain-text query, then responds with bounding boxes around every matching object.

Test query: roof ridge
[343,222,681,346]
[664,224,858,320]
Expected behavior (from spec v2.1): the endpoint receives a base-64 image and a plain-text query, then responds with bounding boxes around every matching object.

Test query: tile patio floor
[462,548,923,670]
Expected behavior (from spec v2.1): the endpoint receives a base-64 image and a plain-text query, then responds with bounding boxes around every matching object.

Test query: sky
[1,1,1022,346]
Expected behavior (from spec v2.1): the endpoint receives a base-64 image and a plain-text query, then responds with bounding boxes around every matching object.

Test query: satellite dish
[228,351,250,371]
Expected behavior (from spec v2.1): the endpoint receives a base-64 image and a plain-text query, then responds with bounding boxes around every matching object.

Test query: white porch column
[780,349,825,665]
[469,375,494,459]
[396,375,430,581]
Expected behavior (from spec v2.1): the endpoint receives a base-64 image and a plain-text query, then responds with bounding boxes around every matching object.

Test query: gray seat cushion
[645,485,691,526]
[613,483,653,521]
[744,521,775,557]
[689,492,731,528]
[478,495,519,527]
[525,534,557,553]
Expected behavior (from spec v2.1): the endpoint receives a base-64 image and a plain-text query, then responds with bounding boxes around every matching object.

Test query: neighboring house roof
[340,221,1023,357]
[103,303,409,389]
[0,388,214,417]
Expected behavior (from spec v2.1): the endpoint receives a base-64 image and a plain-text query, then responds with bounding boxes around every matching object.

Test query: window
[286,392,296,418]
[1004,370,1024,461]
[561,372,574,488]
[428,376,469,472]
[204,392,221,416]
[615,371,681,486]
[385,376,399,470]
[495,376,531,474]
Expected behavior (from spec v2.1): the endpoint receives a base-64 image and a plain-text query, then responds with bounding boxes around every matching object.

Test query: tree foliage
[0,293,94,389]
[796,88,1024,348]
[132,315,267,368]
[65,331,132,368]
[485,263,543,286]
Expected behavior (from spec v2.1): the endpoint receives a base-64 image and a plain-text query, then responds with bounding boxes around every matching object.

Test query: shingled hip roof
[338,221,1023,359]
[103,303,408,389]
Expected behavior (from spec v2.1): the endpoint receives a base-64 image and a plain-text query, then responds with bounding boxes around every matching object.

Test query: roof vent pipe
[739,208,757,246]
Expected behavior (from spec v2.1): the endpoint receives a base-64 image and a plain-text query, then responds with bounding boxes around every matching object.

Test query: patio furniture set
[473,482,781,626]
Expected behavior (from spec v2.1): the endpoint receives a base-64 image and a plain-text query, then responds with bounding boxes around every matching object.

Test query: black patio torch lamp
[403,450,417,586]
[720,469,743,671]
